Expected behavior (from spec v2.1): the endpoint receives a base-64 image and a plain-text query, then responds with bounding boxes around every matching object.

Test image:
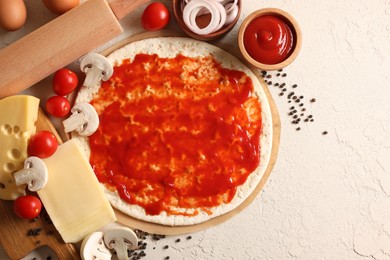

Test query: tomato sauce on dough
[244,15,294,65]
[89,54,263,216]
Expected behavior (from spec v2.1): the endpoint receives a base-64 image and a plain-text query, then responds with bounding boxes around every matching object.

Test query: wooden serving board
[0,109,80,259]
[96,31,281,235]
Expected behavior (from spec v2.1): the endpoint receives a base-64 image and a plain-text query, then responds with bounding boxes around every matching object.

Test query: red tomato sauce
[244,15,294,64]
[89,53,263,216]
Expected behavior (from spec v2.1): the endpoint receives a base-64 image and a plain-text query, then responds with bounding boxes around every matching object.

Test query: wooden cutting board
[0,109,80,260]
[94,31,282,235]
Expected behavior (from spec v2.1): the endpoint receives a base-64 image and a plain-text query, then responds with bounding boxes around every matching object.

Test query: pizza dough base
[74,37,273,226]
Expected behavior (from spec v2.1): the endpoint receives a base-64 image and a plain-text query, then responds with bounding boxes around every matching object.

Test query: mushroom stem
[83,65,106,88]
[63,112,88,133]
[14,168,35,187]
[111,239,129,260]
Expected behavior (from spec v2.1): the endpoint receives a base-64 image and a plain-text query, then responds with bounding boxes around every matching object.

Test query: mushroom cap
[63,102,99,137]
[103,227,138,250]
[80,231,112,260]
[80,53,113,81]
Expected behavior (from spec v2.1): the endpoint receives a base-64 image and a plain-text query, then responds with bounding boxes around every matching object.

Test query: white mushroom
[103,227,138,260]
[13,156,48,192]
[80,231,112,260]
[63,102,99,137]
[80,53,113,88]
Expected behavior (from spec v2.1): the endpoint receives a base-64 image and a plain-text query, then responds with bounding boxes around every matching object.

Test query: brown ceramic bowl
[172,0,241,41]
[238,8,302,71]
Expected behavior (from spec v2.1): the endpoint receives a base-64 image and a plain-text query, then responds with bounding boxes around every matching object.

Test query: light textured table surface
[1,0,390,259]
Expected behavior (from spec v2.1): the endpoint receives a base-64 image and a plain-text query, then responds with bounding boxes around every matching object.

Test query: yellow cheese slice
[0,95,39,200]
[39,139,117,243]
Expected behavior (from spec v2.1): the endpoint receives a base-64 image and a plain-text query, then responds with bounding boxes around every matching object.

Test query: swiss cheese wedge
[0,95,39,200]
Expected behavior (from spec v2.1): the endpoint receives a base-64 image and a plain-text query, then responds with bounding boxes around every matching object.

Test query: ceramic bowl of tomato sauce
[238,8,302,71]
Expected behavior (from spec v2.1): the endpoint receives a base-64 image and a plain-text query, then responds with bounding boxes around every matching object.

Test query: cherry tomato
[13,195,42,219]
[46,95,71,118]
[141,2,170,31]
[52,68,78,96]
[28,131,58,158]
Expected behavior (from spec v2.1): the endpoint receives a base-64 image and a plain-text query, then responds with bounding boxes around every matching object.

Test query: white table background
[1,0,390,259]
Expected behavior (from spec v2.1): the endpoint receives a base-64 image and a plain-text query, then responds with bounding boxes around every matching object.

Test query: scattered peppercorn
[175,238,181,243]
[27,228,42,236]
[187,236,192,240]
[323,131,328,135]
[266,70,318,131]
[163,245,169,249]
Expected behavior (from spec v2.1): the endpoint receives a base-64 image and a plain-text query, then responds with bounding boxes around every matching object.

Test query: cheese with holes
[0,95,39,200]
[38,139,117,243]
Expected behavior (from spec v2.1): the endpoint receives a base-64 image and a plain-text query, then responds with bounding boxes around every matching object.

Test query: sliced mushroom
[80,53,113,88]
[63,102,99,137]
[103,227,138,260]
[13,156,48,192]
[80,231,112,260]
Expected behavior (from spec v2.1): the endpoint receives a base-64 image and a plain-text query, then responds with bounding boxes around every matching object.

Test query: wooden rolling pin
[0,0,150,99]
